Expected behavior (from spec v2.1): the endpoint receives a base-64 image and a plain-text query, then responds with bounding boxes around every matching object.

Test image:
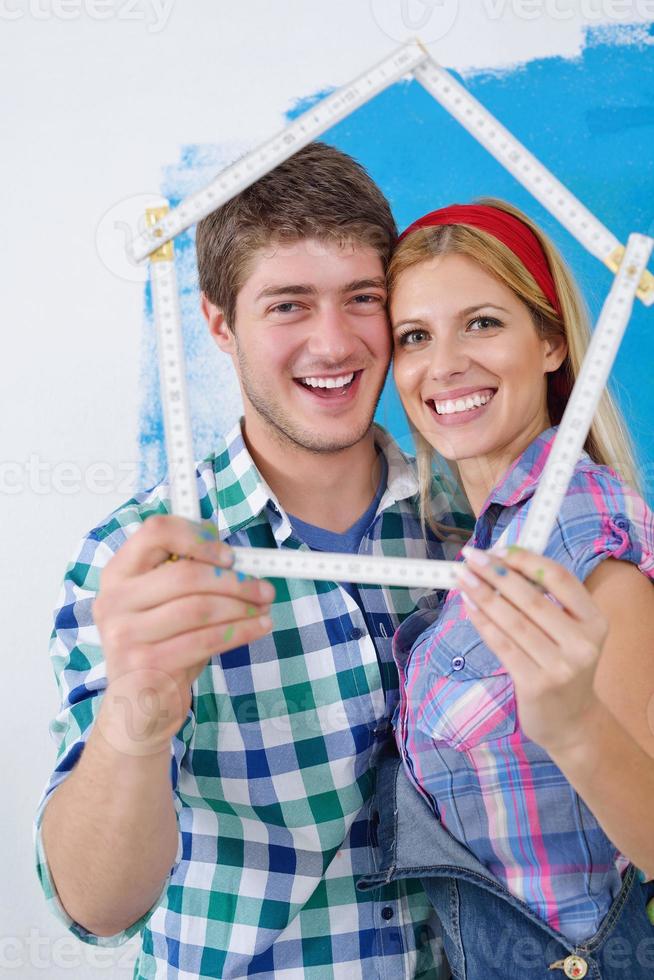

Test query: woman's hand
[452,545,609,754]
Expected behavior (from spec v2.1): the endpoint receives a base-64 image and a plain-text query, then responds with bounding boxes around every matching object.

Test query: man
[35,142,466,978]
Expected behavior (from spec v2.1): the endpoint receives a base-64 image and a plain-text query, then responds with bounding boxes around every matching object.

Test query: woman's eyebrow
[392,318,428,331]
[459,302,510,315]
[392,304,511,331]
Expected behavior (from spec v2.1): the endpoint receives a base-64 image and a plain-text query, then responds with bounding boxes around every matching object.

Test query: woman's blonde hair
[388,197,641,536]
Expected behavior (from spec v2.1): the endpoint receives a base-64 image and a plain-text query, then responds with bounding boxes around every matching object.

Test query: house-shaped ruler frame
[127,40,654,586]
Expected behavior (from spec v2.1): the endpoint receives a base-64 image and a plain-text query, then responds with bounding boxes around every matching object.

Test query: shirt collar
[373,423,420,506]
[479,424,591,515]
[211,419,419,538]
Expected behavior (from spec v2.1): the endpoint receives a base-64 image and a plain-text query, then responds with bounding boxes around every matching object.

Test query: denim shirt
[394,427,654,944]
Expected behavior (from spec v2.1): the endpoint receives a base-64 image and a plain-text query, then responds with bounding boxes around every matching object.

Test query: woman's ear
[201,292,235,355]
[543,333,568,374]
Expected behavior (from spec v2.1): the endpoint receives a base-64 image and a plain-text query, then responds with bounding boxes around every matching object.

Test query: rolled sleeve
[558,469,654,584]
[33,790,183,946]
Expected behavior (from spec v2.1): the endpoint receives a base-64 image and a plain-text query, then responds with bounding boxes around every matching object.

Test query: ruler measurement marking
[517,234,653,554]
[148,207,201,523]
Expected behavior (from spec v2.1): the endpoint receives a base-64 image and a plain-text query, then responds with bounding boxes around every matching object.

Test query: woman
[358,200,654,979]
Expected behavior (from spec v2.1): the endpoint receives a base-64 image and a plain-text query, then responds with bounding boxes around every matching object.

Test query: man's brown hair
[195,141,397,329]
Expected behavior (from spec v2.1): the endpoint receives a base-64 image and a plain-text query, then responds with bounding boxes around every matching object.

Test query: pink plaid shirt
[394,427,654,944]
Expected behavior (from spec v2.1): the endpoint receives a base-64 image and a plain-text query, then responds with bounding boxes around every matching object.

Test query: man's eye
[468,316,502,332]
[352,293,383,304]
[271,302,302,314]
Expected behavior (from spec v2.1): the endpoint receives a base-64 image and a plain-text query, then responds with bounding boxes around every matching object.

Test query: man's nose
[305,305,357,362]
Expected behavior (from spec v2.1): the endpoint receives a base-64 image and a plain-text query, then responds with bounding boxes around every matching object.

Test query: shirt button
[563,955,588,978]
[451,656,465,671]
[350,627,365,641]
[613,513,630,532]
[381,906,394,920]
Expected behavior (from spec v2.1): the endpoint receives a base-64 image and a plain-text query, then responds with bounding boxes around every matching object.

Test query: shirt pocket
[416,619,518,751]
[422,669,518,751]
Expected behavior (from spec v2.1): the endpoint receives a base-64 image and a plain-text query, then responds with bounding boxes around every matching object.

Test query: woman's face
[391,252,566,467]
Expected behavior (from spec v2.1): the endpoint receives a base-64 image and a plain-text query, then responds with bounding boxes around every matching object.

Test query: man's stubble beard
[236,343,387,455]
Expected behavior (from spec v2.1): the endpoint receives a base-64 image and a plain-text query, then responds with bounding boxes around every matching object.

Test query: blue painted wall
[140,24,654,500]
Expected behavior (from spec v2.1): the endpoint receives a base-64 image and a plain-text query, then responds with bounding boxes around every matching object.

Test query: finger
[458,548,589,652]
[102,515,234,582]
[110,594,272,646]
[454,563,558,670]
[102,555,276,614]
[490,545,598,623]
[460,592,541,685]
[152,612,274,670]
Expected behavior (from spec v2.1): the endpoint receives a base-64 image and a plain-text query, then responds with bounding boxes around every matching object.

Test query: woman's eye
[396,328,429,346]
[468,316,502,332]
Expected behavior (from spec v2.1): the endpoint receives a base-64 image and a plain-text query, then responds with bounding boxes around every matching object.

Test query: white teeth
[434,391,494,415]
[301,373,355,389]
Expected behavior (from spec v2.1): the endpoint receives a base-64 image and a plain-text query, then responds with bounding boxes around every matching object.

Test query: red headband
[398,204,562,316]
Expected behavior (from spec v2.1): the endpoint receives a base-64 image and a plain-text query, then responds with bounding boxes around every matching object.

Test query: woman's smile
[391,252,565,480]
[426,385,497,425]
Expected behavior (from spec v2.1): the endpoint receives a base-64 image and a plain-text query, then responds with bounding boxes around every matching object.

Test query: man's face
[207,238,391,454]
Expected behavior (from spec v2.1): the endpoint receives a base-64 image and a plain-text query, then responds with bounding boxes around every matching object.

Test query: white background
[2,1,652,975]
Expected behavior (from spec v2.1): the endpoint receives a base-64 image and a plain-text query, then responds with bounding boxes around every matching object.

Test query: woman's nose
[427,334,470,380]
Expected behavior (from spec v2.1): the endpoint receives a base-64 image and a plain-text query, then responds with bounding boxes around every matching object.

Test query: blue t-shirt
[287,451,388,611]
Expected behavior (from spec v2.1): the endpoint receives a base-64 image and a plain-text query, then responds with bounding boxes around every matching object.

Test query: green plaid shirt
[34,421,466,979]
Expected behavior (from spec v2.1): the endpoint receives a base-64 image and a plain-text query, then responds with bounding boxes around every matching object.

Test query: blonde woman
[358,201,654,979]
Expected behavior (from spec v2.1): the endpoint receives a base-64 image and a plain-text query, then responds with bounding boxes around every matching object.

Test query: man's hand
[93,515,275,756]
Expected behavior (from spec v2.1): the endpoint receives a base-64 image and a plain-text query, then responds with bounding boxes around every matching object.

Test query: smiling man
[200,228,393,534]
[35,142,467,979]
